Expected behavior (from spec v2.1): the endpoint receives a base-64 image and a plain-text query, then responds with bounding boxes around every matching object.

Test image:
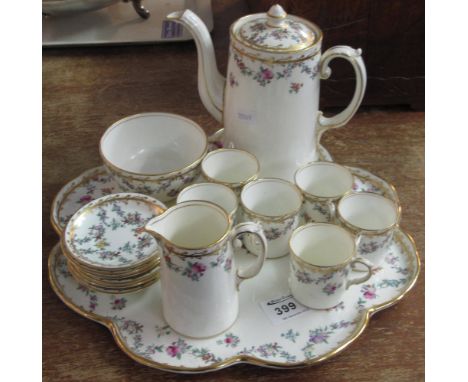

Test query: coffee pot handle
[231,222,267,289]
[316,46,367,147]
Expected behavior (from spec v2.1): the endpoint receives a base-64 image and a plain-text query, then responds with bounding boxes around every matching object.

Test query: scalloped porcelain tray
[48,157,419,373]
[49,228,419,373]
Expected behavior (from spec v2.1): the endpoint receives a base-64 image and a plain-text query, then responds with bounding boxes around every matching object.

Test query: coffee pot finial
[266,4,287,27]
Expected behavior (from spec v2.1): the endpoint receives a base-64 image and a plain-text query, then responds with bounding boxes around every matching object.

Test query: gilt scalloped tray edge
[48,231,420,373]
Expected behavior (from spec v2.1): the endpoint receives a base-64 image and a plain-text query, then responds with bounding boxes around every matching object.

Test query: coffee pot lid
[234,4,321,53]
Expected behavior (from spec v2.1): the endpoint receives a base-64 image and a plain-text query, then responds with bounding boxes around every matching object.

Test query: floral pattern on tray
[49,225,419,372]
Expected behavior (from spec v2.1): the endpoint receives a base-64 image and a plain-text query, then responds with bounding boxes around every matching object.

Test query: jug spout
[144,214,168,245]
[167,9,225,122]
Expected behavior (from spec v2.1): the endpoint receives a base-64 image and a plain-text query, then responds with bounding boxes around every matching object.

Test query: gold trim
[104,159,203,184]
[239,29,313,52]
[201,148,260,189]
[48,227,420,372]
[231,43,319,65]
[67,257,159,281]
[68,262,160,291]
[267,13,286,19]
[99,113,208,178]
[144,201,233,253]
[238,38,312,53]
[230,14,323,54]
[337,192,402,236]
[62,245,160,277]
[295,162,354,201]
[69,270,159,295]
[289,223,356,272]
[61,238,160,274]
[240,178,303,222]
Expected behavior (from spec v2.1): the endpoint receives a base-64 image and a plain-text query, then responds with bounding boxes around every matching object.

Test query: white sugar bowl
[100,112,208,202]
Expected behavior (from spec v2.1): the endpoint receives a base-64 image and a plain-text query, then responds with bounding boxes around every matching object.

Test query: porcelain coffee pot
[167,4,367,180]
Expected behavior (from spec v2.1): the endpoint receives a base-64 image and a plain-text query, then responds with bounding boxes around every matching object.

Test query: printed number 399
[274,302,296,315]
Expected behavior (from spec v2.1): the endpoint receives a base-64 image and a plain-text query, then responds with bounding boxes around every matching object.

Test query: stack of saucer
[61,193,166,294]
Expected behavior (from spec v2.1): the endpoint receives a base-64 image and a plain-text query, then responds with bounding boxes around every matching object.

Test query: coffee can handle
[346,257,373,289]
[326,200,337,223]
[316,46,367,148]
[231,222,267,289]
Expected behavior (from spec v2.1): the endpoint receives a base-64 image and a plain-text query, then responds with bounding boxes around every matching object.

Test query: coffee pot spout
[166,9,225,122]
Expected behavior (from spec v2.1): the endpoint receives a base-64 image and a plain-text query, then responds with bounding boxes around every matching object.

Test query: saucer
[67,263,161,295]
[347,166,398,202]
[50,145,333,235]
[62,193,166,269]
[51,167,120,235]
[49,227,419,372]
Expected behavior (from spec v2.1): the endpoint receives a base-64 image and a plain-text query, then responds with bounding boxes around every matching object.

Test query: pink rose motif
[192,262,206,274]
[363,290,376,299]
[79,194,92,204]
[289,82,303,93]
[166,345,179,358]
[261,68,273,80]
[362,285,377,299]
[217,333,240,348]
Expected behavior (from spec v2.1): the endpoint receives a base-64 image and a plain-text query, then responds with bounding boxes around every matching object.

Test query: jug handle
[232,222,267,289]
[315,46,367,148]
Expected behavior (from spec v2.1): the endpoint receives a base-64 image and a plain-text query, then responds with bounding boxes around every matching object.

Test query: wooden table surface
[43,1,424,380]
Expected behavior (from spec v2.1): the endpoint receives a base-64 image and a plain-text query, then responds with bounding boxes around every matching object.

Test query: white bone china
[176,182,238,222]
[167,5,367,180]
[288,223,373,309]
[241,178,302,258]
[144,201,267,338]
[337,192,401,265]
[201,148,259,192]
[100,112,208,202]
[295,162,354,223]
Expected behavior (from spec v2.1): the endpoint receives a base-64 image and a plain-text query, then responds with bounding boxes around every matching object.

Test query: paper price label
[236,110,256,125]
[259,295,310,325]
